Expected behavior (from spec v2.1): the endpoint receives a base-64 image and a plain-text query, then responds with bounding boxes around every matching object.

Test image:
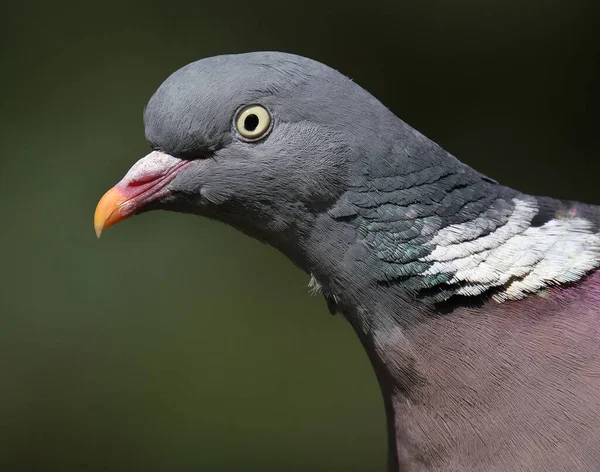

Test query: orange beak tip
[94,186,127,239]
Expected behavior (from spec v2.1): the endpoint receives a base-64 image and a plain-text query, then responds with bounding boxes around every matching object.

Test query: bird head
[94,52,395,250]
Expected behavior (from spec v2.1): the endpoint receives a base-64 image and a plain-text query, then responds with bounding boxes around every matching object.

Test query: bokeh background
[1,1,598,470]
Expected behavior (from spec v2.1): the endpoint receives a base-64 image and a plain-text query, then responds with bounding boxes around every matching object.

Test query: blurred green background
[1,0,597,470]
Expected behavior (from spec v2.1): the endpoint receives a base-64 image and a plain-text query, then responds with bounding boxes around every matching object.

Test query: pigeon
[94,52,600,472]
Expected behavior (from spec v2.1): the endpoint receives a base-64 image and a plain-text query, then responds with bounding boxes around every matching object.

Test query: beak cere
[94,151,190,237]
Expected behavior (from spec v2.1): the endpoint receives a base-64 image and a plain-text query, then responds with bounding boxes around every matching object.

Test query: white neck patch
[421,197,600,301]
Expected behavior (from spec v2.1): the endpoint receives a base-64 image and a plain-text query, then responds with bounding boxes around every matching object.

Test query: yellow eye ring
[235,105,272,141]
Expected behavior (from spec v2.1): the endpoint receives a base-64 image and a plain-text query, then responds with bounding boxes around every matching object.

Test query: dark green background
[1,1,597,470]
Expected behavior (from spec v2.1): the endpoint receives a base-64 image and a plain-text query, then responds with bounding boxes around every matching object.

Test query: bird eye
[235,105,271,141]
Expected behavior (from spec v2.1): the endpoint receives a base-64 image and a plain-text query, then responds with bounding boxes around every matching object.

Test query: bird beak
[94,151,191,238]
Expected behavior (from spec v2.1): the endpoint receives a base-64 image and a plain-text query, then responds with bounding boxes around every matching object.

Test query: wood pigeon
[94,52,600,472]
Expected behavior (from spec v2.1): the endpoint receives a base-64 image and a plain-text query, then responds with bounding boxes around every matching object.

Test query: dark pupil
[244,114,259,132]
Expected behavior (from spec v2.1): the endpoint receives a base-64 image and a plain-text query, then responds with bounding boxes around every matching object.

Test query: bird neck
[312,172,600,309]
